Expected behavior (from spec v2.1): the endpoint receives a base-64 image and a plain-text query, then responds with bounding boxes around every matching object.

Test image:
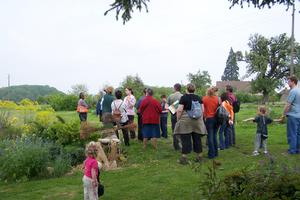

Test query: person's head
[288,75,298,88]
[220,92,229,102]
[258,106,267,115]
[161,94,167,101]
[186,83,196,94]
[85,142,97,158]
[226,85,233,93]
[125,87,134,95]
[115,90,123,100]
[106,86,114,94]
[174,83,181,92]
[79,92,85,99]
[207,87,218,97]
[146,88,154,96]
[142,88,147,95]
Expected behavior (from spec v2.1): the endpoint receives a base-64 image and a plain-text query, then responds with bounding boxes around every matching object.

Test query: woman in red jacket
[139,88,162,150]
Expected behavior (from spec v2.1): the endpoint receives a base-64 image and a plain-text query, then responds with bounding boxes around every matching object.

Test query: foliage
[242,33,300,104]
[69,84,89,96]
[38,94,78,111]
[187,70,212,96]
[201,158,300,200]
[64,145,85,166]
[104,0,150,24]
[119,74,146,100]
[105,0,298,24]
[229,0,298,9]
[235,92,261,103]
[0,137,56,182]
[222,48,240,81]
[0,85,63,102]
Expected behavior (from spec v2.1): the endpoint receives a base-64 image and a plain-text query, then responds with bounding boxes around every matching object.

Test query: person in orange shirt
[202,87,219,159]
[220,92,234,149]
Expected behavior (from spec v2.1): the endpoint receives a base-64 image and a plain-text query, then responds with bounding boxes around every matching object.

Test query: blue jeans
[219,124,225,150]
[287,116,300,154]
[224,124,233,148]
[205,117,218,159]
[160,115,168,138]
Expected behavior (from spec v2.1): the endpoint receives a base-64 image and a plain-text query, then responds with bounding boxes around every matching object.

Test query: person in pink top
[83,143,99,200]
[124,87,137,139]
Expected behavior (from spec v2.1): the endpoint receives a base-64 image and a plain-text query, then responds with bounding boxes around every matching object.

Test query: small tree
[119,74,145,99]
[222,47,240,81]
[69,84,88,96]
[243,33,300,104]
[187,70,211,95]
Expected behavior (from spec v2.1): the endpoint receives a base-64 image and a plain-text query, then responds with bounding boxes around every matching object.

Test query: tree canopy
[187,70,211,95]
[243,33,300,104]
[105,0,298,24]
[221,48,240,81]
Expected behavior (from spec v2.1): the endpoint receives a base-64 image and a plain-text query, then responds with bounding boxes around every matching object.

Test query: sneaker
[253,151,259,156]
[178,157,189,165]
[264,151,268,154]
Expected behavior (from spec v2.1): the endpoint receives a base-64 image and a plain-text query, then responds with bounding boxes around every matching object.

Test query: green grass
[0,103,299,200]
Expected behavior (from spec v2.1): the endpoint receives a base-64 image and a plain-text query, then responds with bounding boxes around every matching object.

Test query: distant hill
[0,85,64,102]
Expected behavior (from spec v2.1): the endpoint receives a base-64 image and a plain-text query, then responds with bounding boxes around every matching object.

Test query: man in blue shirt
[283,75,300,154]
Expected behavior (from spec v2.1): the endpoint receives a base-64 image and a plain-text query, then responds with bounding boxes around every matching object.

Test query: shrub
[200,159,300,200]
[64,145,85,166]
[0,137,51,182]
[0,137,73,182]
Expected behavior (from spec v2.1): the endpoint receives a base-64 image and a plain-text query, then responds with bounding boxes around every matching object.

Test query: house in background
[216,81,252,93]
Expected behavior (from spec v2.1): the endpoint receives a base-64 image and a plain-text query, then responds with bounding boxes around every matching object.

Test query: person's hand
[92,180,98,188]
[229,120,234,125]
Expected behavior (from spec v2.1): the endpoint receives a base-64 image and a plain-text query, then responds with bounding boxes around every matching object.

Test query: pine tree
[221,48,240,81]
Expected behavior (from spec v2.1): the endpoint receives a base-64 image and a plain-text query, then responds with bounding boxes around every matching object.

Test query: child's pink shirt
[84,156,98,179]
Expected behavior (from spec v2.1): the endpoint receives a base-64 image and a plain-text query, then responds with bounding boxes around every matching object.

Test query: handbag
[98,183,104,197]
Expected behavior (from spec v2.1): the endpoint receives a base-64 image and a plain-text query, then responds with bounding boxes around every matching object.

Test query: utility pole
[8,74,10,87]
[290,3,295,75]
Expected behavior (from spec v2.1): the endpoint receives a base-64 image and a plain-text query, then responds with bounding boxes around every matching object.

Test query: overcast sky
[0,0,299,94]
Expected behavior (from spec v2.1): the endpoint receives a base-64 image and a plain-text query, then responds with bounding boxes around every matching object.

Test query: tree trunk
[262,91,269,105]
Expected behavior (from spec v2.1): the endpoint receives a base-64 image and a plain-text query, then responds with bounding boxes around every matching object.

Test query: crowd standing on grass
[80,76,300,196]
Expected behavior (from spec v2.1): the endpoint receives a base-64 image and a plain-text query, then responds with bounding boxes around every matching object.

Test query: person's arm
[163,103,169,113]
[283,102,291,117]
[176,104,184,121]
[91,167,98,187]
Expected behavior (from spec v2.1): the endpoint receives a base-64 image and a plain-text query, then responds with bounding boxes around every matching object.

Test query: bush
[201,159,300,200]
[64,145,85,166]
[0,137,72,182]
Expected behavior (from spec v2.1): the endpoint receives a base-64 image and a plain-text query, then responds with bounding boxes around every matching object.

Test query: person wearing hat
[101,86,115,125]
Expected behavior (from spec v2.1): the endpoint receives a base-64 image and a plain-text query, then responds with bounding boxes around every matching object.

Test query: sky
[0,0,299,94]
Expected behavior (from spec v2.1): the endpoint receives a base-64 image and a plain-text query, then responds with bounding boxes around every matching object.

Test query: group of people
[79,75,300,199]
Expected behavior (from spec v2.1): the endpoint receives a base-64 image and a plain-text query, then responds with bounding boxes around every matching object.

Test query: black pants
[79,112,87,122]
[171,114,180,150]
[128,115,136,139]
[137,113,143,141]
[180,133,202,154]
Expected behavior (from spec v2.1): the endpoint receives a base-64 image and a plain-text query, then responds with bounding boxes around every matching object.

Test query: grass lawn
[0,103,299,200]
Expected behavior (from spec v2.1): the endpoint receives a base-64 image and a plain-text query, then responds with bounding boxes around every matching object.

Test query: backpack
[232,100,240,113]
[187,100,202,119]
[112,101,123,122]
[215,99,230,126]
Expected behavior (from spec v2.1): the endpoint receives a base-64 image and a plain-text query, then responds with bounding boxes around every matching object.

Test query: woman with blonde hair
[202,87,219,159]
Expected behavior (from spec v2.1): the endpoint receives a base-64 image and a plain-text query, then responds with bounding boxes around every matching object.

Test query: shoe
[253,151,259,156]
[194,156,203,163]
[178,157,189,165]
[264,151,268,154]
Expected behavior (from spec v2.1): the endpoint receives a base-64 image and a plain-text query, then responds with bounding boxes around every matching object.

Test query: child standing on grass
[252,106,273,156]
[83,142,99,200]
